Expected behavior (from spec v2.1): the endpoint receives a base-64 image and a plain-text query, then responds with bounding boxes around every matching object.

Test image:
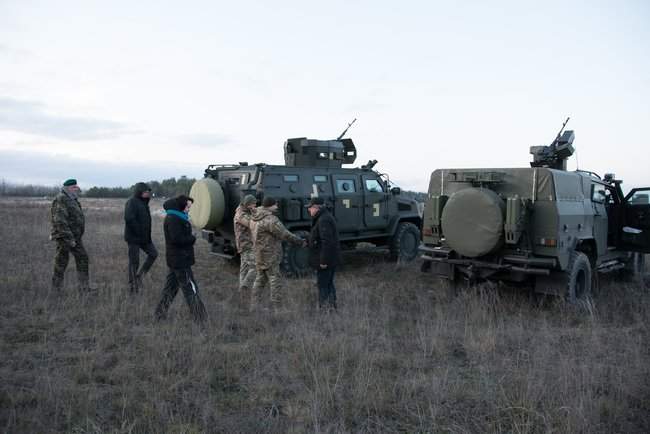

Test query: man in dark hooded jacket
[124,182,158,292]
[307,197,341,310]
[154,195,207,323]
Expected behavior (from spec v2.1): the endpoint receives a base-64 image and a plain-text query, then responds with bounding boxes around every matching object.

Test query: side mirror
[390,187,401,195]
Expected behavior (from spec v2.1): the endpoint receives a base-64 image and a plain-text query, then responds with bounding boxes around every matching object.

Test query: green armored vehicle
[189,125,421,275]
[420,121,649,301]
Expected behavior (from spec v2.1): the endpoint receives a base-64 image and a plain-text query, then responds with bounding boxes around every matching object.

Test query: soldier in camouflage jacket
[234,195,257,303]
[50,179,90,291]
[250,197,304,312]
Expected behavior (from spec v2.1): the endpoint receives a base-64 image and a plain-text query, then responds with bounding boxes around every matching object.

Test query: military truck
[188,126,421,275]
[420,121,649,301]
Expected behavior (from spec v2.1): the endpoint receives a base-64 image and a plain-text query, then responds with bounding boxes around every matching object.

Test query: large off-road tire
[565,251,592,304]
[389,222,421,262]
[281,230,311,277]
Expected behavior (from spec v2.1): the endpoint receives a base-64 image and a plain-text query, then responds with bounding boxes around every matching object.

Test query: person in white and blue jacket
[154,195,207,323]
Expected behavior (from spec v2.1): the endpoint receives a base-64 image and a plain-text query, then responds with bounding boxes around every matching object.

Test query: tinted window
[629,190,650,205]
[313,175,327,183]
[365,179,384,192]
[283,175,298,182]
[336,179,356,193]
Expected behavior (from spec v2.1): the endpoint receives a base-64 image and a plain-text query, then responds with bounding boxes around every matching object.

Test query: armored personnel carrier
[420,120,649,301]
[189,124,421,275]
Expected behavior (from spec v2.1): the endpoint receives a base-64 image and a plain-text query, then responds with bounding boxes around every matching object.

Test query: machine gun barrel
[551,117,570,147]
[337,118,357,140]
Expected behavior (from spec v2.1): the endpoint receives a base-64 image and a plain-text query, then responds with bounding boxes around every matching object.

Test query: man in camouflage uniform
[233,194,257,304]
[250,196,305,312]
[50,178,90,291]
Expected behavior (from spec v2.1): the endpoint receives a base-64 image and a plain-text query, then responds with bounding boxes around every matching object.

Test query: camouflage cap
[242,194,256,206]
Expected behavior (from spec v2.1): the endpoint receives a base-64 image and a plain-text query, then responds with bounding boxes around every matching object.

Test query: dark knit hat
[241,194,257,206]
[63,178,77,187]
[176,194,194,210]
[262,196,277,207]
[135,182,151,192]
[306,196,325,207]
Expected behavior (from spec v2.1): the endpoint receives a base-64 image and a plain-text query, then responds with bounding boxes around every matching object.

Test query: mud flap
[534,272,565,295]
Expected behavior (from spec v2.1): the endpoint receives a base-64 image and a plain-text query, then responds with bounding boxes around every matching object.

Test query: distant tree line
[1,177,426,201]
[0,179,61,197]
[401,190,427,202]
[85,176,197,198]
[0,177,196,199]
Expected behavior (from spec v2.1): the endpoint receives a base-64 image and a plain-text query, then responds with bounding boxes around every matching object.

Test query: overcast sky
[1,0,648,191]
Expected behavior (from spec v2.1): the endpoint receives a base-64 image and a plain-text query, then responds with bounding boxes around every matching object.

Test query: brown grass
[0,197,649,433]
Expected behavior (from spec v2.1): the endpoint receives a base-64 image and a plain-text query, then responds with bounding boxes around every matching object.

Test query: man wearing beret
[124,182,158,292]
[249,196,305,313]
[233,194,257,304]
[307,197,341,311]
[50,178,91,291]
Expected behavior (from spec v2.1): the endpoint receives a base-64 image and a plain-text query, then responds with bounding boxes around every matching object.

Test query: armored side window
[591,184,606,204]
[336,179,356,193]
[313,175,327,183]
[364,179,384,193]
[283,175,299,182]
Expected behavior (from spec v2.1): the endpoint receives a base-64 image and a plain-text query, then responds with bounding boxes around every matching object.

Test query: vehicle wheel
[389,222,421,262]
[281,230,311,277]
[565,251,592,304]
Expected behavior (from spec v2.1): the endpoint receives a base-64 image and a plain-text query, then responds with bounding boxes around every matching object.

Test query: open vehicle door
[620,187,650,253]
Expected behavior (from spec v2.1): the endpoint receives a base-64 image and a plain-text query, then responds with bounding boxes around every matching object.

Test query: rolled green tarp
[441,187,505,258]
[188,178,225,230]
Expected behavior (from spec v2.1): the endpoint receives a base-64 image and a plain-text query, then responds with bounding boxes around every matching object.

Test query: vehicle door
[361,174,389,230]
[331,174,361,233]
[590,182,609,255]
[620,187,650,253]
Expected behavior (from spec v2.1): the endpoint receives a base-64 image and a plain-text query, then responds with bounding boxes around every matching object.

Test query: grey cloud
[0,97,131,140]
[179,133,231,148]
[0,149,204,188]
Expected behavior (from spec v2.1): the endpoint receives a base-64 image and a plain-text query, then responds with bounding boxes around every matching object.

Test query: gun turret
[530,117,575,170]
[284,137,357,167]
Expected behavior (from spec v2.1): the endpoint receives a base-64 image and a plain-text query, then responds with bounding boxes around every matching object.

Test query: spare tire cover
[441,188,505,258]
[188,178,225,230]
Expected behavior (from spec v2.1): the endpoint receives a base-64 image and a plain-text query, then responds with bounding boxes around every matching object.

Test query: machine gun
[530,117,575,170]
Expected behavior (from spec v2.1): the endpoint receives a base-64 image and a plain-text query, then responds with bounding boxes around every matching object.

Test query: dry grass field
[1,197,649,433]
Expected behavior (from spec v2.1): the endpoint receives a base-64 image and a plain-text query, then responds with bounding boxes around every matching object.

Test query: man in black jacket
[154,195,207,323]
[307,197,341,310]
[124,182,158,292]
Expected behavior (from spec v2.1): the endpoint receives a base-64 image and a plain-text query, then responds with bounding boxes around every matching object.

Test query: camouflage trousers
[238,249,256,298]
[52,239,89,291]
[251,264,283,309]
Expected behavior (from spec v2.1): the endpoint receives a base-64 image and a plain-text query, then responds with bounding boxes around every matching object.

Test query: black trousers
[155,268,207,323]
[127,242,158,291]
[317,267,337,309]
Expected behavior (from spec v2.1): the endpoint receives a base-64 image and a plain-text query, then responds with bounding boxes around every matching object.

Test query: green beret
[63,178,77,187]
